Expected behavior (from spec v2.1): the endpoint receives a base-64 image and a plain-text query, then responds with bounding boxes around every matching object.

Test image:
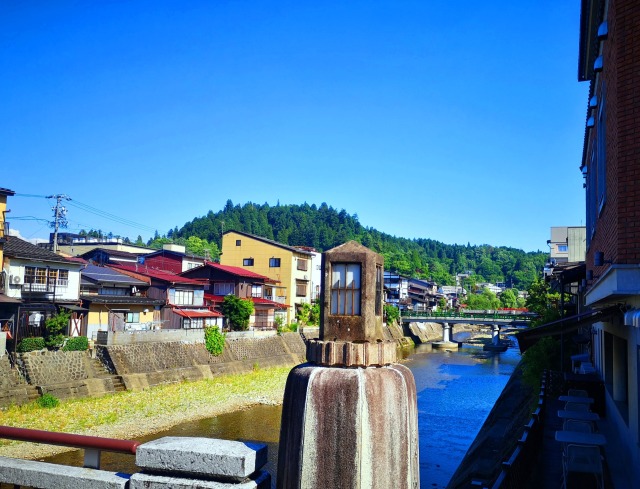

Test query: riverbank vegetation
[0,366,291,460]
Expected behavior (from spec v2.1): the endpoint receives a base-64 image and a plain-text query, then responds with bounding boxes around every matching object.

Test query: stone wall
[20,350,90,386]
[99,333,307,391]
[15,350,116,401]
[0,355,32,408]
[0,334,308,407]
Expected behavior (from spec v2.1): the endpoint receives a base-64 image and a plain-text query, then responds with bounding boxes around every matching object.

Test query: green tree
[220,295,254,331]
[526,277,561,327]
[464,288,500,310]
[499,289,518,309]
[44,310,71,349]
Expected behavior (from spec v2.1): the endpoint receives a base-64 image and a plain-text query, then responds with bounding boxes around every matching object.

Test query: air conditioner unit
[11,275,22,285]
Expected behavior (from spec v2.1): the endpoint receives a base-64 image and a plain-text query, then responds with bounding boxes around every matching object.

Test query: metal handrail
[0,425,140,469]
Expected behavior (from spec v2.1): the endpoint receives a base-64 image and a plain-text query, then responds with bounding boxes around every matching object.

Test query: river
[45,341,520,488]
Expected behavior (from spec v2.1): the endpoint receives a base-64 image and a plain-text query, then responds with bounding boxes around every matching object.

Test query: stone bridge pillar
[491,324,501,346]
[277,241,419,489]
[442,322,452,343]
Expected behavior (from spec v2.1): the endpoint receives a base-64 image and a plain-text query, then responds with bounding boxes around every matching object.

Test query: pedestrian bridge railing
[0,426,270,488]
[400,309,537,323]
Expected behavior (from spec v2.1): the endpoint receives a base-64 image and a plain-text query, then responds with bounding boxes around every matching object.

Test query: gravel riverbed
[0,366,291,461]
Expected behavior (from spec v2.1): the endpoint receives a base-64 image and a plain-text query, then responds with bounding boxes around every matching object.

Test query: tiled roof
[224,230,313,256]
[172,308,223,318]
[81,264,149,286]
[204,293,288,309]
[80,248,143,260]
[80,295,165,306]
[0,188,15,196]
[191,263,273,281]
[3,236,78,265]
[113,264,204,285]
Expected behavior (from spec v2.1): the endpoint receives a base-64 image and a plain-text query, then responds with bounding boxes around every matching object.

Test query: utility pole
[46,194,70,253]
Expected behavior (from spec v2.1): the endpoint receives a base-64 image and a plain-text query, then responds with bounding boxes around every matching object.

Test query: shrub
[220,295,254,331]
[384,304,400,325]
[63,336,89,351]
[204,326,226,356]
[44,310,71,349]
[521,337,560,390]
[36,393,60,409]
[16,337,46,352]
[289,322,298,333]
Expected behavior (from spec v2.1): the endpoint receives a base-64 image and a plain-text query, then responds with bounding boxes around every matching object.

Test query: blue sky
[1,1,588,252]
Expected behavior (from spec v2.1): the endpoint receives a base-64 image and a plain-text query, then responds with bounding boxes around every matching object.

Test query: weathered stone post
[277,241,419,489]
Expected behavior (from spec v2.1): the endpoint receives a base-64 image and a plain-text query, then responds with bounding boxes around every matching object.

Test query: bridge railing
[0,427,270,488]
[400,310,536,322]
[0,425,140,469]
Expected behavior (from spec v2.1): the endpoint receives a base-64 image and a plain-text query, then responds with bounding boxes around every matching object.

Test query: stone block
[136,437,267,481]
[129,470,270,489]
[0,456,129,489]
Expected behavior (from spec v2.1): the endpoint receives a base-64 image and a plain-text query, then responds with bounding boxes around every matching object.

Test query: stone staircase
[90,356,126,393]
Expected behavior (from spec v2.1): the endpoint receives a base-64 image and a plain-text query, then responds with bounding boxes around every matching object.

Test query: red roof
[113,264,204,285]
[204,294,288,309]
[172,308,223,318]
[193,262,277,282]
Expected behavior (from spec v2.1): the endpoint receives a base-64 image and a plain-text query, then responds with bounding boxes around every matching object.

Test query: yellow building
[221,231,314,324]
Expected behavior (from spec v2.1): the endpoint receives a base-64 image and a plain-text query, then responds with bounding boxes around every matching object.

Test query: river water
[45,341,520,488]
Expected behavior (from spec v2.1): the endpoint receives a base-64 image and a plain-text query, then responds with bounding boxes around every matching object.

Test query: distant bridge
[400,310,536,327]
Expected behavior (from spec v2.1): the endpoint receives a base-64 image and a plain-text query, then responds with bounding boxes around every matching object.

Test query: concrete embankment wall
[0,333,307,407]
[101,333,306,391]
[404,322,482,344]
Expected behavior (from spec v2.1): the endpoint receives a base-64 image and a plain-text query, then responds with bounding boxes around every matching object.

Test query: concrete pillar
[612,336,627,403]
[443,322,451,343]
[492,324,500,346]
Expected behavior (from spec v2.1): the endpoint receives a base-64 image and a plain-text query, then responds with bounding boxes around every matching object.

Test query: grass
[0,366,292,457]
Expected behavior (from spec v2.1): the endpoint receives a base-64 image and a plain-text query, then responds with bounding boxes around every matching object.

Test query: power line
[66,199,156,232]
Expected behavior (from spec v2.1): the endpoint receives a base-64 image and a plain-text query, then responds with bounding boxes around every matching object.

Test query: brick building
[579,0,640,481]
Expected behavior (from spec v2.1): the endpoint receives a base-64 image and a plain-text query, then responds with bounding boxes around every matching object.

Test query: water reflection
[44,344,519,488]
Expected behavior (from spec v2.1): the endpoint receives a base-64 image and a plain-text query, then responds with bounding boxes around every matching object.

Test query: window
[213,282,234,295]
[558,245,568,253]
[99,287,129,296]
[126,312,140,323]
[183,317,204,329]
[23,267,69,287]
[330,263,361,315]
[243,258,254,266]
[236,240,241,246]
[597,83,606,214]
[251,284,262,298]
[24,266,46,284]
[375,265,382,316]
[297,259,308,271]
[269,258,281,268]
[174,289,194,305]
[57,269,69,286]
[296,280,307,297]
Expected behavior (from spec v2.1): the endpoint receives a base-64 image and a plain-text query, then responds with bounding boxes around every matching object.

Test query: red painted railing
[0,425,140,469]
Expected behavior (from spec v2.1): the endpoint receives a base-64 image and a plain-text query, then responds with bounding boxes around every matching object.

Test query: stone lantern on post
[277,241,419,489]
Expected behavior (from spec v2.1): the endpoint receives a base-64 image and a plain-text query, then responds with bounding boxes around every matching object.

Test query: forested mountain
[165,200,547,290]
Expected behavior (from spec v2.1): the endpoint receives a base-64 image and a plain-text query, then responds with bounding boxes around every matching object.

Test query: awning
[516,307,618,353]
[172,309,223,319]
[61,305,89,313]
